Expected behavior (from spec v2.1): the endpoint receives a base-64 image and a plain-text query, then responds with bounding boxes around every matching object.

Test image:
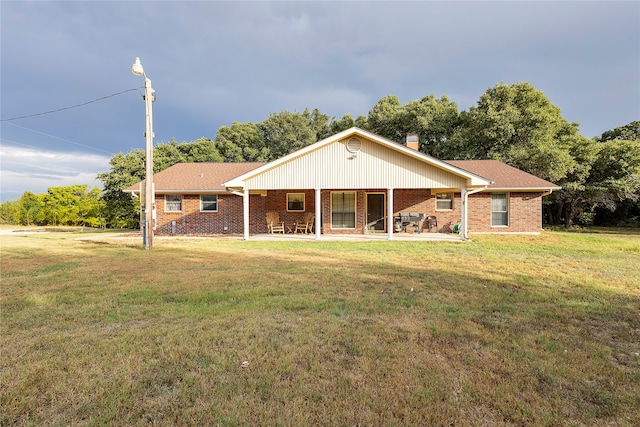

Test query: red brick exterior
[154,193,263,235]
[150,189,545,235]
[466,192,544,233]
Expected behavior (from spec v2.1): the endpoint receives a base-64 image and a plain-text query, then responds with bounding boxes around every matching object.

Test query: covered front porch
[242,187,479,241]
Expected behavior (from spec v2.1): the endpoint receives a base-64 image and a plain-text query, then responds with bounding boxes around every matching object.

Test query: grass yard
[1,228,639,426]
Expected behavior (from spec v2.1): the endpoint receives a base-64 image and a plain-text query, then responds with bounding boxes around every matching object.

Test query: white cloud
[0,146,110,201]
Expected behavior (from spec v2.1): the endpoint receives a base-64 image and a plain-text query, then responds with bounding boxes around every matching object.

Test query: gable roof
[224,127,492,190]
[124,162,265,194]
[122,131,559,195]
[446,160,561,191]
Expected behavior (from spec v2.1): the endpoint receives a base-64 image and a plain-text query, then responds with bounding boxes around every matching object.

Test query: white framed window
[435,192,453,210]
[201,195,218,212]
[165,195,183,212]
[287,193,305,211]
[491,193,509,226]
[331,192,356,229]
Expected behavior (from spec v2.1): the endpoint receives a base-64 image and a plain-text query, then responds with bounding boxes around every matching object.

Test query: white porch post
[387,188,394,240]
[314,188,321,240]
[243,189,250,240]
[461,186,468,240]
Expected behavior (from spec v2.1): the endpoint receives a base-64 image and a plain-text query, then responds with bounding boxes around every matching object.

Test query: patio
[250,231,465,242]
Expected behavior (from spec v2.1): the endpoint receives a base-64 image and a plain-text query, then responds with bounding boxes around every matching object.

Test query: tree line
[1,82,638,229]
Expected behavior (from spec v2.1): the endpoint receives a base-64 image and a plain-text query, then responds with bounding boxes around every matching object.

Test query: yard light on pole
[131,57,155,250]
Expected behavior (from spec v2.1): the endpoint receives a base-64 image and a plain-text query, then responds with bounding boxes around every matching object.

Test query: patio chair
[425,215,438,232]
[266,212,285,234]
[294,212,315,234]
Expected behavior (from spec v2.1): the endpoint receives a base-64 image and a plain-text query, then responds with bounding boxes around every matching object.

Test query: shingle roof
[446,160,561,190]
[124,159,559,193]
[124,162,266,193]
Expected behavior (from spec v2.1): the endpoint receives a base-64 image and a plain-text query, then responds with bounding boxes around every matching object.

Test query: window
[491,193,509,226]
[287,193,305,211]
[165,195,182,212]
[201,195,218,212]
[435,192,453,210]
[331,192,356,229]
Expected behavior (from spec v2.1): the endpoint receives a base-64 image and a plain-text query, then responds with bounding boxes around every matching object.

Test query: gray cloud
[1,1,638,200]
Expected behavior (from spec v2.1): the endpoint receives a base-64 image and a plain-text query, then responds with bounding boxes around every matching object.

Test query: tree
[446,82,589,183]
[40,185,104,227]
[303,108,331,141]
[547,122,640,227]
[597,120,640,142]
[97,149,146,228]
[258,111,317,160]
[16,192,44,225]
[0,199,20,224]
[214,122,269,162]
[546,136,600,227]
[178,137,222,162]
[367,95,403,139]
[367,94,460,157]
[589,123,640,226]
[154,139,186,172]
[329,113,368,134]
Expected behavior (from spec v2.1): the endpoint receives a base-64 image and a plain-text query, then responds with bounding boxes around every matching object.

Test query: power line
[0,88,140,122]
[3,123,115,155]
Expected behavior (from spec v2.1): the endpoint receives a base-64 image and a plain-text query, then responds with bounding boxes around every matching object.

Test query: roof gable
[224,127,491,190]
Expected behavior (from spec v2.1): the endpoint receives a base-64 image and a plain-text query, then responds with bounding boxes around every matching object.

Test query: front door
[366,193,385,231]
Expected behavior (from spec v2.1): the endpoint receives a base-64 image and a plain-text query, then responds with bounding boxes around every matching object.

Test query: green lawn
[1,229,639,426]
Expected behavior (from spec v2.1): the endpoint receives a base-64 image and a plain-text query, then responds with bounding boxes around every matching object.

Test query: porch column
[387,188,394,240]
[460,186,468,240]
[314,188,321,240]
[243,188,250,240]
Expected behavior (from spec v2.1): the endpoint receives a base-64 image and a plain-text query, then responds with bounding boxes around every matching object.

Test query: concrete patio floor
[249,231,465,242]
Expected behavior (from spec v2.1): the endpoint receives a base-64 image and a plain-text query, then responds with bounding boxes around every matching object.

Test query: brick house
[125,127,560,240]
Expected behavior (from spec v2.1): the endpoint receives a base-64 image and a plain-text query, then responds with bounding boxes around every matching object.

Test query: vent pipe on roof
[405,133,419,151]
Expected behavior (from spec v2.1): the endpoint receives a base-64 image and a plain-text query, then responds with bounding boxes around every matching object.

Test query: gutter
[228,189,244,197]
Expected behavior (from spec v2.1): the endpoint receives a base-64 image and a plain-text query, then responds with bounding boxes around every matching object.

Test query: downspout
[461,186,488,240]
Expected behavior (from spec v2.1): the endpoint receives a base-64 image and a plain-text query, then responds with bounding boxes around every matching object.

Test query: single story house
[125,127,560,240]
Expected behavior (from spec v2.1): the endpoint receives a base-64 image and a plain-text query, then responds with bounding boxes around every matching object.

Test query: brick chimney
[404,133,419,151]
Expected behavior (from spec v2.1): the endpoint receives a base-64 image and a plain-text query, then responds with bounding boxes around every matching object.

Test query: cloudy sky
[1,1,638,201]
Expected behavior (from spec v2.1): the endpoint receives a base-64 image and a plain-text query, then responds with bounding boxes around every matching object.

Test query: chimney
[405,133,419,151]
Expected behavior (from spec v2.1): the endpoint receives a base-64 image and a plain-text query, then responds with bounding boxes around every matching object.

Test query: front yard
[1,229,639,425]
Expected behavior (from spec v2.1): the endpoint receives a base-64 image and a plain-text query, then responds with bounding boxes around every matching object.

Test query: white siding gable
[242,136,468,190]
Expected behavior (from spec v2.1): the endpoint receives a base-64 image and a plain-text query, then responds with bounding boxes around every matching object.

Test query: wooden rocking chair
[294,212,315,234]
[266,212,285,234]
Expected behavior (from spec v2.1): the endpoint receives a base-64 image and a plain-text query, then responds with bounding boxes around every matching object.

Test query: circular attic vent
[346,137,362,154]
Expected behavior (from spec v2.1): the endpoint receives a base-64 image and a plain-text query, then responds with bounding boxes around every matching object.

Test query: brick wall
[467,192,543,233]
[154,193,265,235]
[150,189,545,235]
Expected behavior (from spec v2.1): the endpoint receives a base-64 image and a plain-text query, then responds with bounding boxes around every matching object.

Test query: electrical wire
[0,88,140,122]
[2,123,115,155]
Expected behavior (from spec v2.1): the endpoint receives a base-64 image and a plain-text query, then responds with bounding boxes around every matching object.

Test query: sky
[1,1,639,202]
